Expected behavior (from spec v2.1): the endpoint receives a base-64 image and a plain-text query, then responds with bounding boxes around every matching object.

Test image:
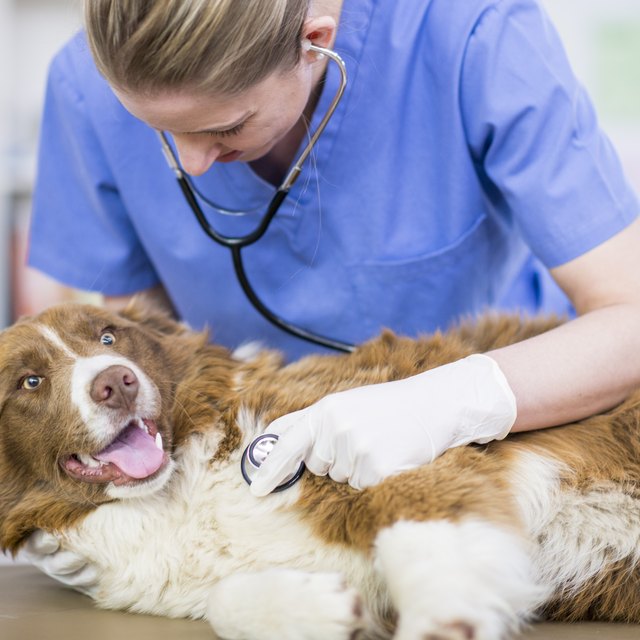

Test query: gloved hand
[22,530,99,597]
[249,354,517,496]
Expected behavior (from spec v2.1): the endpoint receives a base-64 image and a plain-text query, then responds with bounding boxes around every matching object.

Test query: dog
[1,301,640,640]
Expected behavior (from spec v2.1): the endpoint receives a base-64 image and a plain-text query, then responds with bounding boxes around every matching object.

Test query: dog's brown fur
[1,302,640,627]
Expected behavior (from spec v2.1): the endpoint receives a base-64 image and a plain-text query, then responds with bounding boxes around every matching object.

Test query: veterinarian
[25,0,640,588]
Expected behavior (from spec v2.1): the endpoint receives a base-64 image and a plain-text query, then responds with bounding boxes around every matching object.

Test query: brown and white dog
[1,301,640,640]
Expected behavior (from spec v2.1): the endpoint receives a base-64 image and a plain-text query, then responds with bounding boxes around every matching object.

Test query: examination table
[2,565,640,640]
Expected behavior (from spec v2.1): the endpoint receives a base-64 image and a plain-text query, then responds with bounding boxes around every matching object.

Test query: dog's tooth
[78,453,100,468]
[155,432,163,451]
[140,419,149,434]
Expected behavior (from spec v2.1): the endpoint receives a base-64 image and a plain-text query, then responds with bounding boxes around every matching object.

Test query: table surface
[2,566,640,640]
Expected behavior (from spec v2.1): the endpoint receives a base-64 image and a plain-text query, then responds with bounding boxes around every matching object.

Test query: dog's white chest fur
[61,428,377,619]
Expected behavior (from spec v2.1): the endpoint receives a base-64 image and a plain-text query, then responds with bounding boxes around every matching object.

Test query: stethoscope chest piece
[241,433,305,492]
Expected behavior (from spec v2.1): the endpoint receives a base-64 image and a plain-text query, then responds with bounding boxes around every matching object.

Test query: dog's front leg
[374,518,549,640]
[206,568,366,640]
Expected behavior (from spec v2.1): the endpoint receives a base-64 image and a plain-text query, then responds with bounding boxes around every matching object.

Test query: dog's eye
[21,375,44,390]
[100,332,116,346]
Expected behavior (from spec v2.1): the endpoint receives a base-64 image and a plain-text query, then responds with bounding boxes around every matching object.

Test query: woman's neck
[249,70,327,186]
[249,0,343,185]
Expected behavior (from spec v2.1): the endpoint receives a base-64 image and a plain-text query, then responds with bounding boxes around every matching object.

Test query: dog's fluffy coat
[1,302,640,639]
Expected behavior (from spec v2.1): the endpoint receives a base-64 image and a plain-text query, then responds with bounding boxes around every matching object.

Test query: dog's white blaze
[511,448,640,595]
[70,354,161,442]
[37,325,79,360]
[374,519,548,639]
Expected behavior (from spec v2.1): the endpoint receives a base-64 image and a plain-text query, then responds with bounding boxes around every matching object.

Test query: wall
[0,0,83,329]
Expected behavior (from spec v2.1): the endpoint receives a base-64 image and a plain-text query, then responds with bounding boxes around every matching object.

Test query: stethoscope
[240,433,305,493]
[157,43,356,354]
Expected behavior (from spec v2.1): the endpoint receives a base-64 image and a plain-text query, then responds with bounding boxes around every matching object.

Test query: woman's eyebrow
[188,112,255,135]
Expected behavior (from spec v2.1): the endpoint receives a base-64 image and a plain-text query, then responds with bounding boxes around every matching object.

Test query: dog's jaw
[61,417,170,486]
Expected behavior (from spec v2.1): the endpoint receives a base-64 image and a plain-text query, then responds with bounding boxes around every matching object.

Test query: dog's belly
[510,448,640,607]
[60,432,380,619]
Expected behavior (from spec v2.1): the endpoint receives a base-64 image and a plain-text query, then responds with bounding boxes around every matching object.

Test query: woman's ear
[301,15,338,55]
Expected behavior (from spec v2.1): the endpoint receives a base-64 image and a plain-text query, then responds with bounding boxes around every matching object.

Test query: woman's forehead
[113,88,253,133]
[112,69,297,133]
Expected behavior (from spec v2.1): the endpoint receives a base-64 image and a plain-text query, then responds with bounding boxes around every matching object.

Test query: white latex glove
[250,354,517,495]
[22,530,99,597]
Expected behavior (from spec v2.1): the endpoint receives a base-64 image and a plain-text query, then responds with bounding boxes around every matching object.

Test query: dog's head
[0,301,234,551]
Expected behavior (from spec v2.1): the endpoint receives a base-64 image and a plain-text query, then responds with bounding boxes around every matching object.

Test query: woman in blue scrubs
[26,0,640,580]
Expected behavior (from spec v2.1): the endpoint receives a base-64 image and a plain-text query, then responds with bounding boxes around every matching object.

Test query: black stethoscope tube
[176,172,287,249]
[177,174,355,352]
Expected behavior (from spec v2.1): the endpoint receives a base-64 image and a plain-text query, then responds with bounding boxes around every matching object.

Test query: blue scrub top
[29,0,639,361]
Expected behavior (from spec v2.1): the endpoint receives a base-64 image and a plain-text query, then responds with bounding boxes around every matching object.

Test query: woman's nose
[173,136,224,176]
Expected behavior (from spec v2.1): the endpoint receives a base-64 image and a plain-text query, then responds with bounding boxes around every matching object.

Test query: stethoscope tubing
[175,172,287,248]
[178,173,355,352]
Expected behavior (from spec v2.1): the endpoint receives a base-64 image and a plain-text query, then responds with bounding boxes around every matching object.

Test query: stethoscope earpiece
[302,39,325,59]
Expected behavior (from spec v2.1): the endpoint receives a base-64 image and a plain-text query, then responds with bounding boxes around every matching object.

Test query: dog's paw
[376,520,545,640]
[207,569,365,640]
[395,619,477,640]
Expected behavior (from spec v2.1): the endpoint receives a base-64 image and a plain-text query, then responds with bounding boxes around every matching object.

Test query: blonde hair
[84,0,310,95]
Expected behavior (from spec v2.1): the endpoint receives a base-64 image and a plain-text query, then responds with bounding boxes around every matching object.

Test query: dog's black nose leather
[91,365,139,410]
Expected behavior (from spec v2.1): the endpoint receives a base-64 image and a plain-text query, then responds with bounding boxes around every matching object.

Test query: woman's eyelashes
[207,122,246,138]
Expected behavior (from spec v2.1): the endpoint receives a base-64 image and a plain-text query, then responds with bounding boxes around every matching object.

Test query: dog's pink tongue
[94,424,163,479]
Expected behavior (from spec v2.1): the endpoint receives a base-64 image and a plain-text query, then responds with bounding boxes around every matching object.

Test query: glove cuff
[449,353,517,447]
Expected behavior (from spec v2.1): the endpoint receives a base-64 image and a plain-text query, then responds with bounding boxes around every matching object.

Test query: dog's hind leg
[373,518,549,640]
[206,568,366,640]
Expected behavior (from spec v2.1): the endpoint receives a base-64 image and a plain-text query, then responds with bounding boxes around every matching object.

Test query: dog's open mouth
[62,418,169,486]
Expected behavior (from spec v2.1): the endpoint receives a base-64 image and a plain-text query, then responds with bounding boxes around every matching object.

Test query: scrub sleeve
[30,52,160,295]
[459,0,638,267]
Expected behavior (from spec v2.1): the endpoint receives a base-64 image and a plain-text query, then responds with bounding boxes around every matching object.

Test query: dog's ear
[0,482,42,553]
[0,475,90,554]
[117,294,196,339]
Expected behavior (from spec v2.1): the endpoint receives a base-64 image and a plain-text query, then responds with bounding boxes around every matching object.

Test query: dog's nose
[91,365,139,410]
